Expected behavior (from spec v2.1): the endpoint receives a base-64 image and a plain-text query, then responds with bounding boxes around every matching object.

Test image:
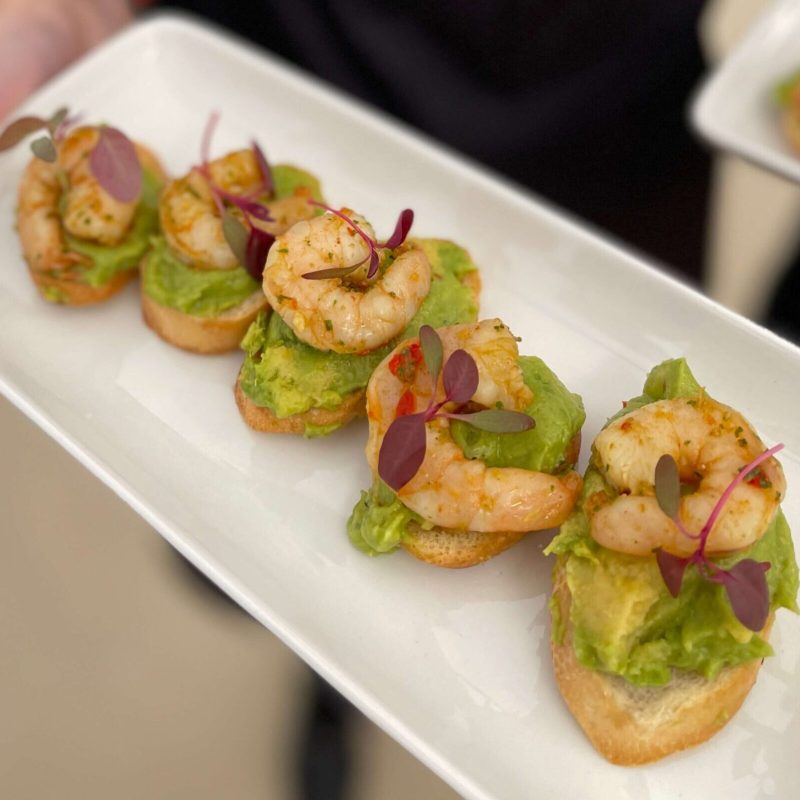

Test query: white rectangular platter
[692,0,800,182]
[2,14,799,800]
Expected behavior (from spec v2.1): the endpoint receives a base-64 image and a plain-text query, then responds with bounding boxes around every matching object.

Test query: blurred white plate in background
[693,0,800,181]
[1,13,799,800]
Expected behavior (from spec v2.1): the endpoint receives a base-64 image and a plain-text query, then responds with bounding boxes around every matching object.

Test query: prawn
[364,319,582,532]
[159,149,314,270]
[17,125,155,275]
[589,396,786,556]
[261,209,431,354]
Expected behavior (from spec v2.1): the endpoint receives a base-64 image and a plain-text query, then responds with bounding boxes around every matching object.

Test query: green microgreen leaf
[46,107,69,136]
[30,136,56,162]
[446,408,534,433]
[222,211,249,266]
[654,454,680,519]
[419,325,442,387]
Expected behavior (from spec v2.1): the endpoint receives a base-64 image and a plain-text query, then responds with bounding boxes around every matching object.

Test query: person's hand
[0,0,132,119]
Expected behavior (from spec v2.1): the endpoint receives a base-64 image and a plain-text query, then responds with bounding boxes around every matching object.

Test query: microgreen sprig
[196,111,276,279]
[653,443,784,631]
[0,107,140,201]
[0,107,68,162]
[302,202,414,281]
[377,325,535,491]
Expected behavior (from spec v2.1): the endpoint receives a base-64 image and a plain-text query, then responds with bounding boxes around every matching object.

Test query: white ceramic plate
[2,14,799,800]
[692,0,800,181]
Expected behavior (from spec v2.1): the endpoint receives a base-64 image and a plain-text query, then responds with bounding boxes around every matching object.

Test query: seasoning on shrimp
[160,149,315,271]
[589,396,786,557]
[366,319,582,533]
[8,114,167,304]
[261,208,432,354]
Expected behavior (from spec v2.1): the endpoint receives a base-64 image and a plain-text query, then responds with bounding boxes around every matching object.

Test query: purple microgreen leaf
[0,115,47,151]
[244,226,275,280]
[45,107,69,136]
[30,136,56,162]
[201,110,221,168]
[366,248,381,279]
[445,408,534,433]
[222,211,249,267]
[218,190,273,221]
[380,208,414,249]
[378,412,427,491]
[698,443,784,544]
[89,126,141,202]
[418,325,443,386]
[655,548,690,598]
[443,349,479,404]
[251,140,273,196]
[716,559,772,632]
[655,454,680,519]
[240,202,273,222]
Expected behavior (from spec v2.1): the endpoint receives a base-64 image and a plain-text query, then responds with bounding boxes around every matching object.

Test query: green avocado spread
[348,356,585,556]
[451,356,585,473]
[238,238,480,436]
[142,236,260,316]
[141,164,322,315]
[545,358,799,686]
[62,168,163,288]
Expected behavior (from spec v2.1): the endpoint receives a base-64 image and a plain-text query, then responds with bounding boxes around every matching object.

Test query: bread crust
[30,266,136,305]
[141,282,269,355]
[234,373,366,434]
[550,559,772,765]
[402,524,529,568]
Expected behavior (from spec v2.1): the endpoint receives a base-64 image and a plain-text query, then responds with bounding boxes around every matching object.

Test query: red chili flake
[395,389,416,417]
[620,419,632,431]
[745,467,772,489]
[388,342,424,382]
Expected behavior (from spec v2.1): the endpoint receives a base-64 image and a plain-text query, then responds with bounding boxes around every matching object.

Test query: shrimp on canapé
[589,397,786,556]
[160,149,314,271]
[365,319,582,533]
[17,125,154,275]
[261,209,432,354]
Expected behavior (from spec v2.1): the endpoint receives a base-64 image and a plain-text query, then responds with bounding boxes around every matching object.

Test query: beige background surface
[3,1,797,798]
[0,396,459,799]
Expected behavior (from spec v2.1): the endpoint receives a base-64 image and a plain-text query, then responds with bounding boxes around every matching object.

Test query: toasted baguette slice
[31,267,136,306]
[234,375,366,434]
[550,560,772,765]
[403,524,529,568]
[402,432,582,569]
[141,283,268,355]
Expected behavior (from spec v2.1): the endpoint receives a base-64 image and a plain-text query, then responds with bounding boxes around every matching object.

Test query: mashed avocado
[142,236,260,316]
[141,164,322,315]
[63,168,162,288]
[546,358,799,686]
[348,480,429,555]
[451,356,585,472]
[348,356,585,556]
[238,239,480,436]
